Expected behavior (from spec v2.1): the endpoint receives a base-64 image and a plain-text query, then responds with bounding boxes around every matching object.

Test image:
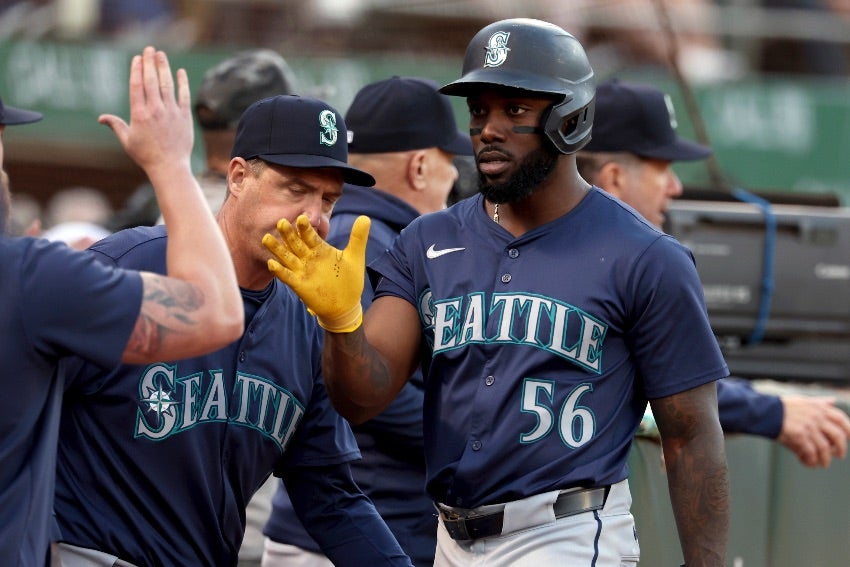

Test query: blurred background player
[261,76,472,567]
[39,186,113,250]
[576,78,850,468]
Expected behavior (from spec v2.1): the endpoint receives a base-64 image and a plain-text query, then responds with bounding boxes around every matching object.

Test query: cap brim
[635,136,713,161]
[439,131,474,156]
[1,105,43,126]
[259,153,375,187]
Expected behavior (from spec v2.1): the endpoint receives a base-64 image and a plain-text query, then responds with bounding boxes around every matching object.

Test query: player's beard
[477,142,559,205]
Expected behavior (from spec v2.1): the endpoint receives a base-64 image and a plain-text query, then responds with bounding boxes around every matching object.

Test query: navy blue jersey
[265,185,436,566]
[0,236,141,567]
[53,225,360,567]
[370,189,729,508]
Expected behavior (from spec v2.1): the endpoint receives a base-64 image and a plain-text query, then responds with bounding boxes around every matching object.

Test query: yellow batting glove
[262,214,370,333]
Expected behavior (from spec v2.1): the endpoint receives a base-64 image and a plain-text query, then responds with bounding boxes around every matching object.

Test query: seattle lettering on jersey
[419,290,607,373]
[135,363,305,452]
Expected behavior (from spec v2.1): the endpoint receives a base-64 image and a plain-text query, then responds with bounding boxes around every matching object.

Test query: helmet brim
[440,68,570,99]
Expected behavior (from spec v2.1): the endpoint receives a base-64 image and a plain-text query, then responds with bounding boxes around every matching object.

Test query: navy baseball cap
[345,76,473,156]
[584,79,712,161]
[195,49,297,130]
[0,96,42,125]
[231,95,375,187]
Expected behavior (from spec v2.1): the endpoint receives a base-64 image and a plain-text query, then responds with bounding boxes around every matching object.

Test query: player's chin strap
[469,126,543,136]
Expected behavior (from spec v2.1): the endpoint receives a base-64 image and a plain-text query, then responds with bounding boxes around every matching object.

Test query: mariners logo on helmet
[484,31,511,67]
[319,110,338,147]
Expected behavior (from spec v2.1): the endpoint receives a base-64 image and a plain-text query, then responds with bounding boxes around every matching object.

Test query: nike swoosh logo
[426,244,466,259]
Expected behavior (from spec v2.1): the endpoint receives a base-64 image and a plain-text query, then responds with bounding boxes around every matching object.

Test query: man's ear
[597,160,627,200]
[407,150,429,191]
[227,158,249,196]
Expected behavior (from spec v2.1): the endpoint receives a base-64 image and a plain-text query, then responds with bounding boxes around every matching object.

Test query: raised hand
[98,46,193,174]
[263,214,370,333]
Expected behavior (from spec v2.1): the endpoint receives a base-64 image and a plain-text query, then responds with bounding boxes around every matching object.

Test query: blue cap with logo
[584,79,712,161]
[231,95,375,187]
[345,76,472,156]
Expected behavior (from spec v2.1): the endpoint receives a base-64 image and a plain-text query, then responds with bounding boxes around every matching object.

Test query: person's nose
[477,115,508,144]
[302,198,324,234]
[667,170,684,199]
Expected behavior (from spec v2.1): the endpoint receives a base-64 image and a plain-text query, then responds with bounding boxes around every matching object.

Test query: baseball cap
[231,94,375,187]
[0,96,42,125]
[345,76,473,156]
[195,49,298,130]
[584,79,712,161]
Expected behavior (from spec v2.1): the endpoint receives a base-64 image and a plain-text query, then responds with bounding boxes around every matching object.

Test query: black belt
[439,486,609,541]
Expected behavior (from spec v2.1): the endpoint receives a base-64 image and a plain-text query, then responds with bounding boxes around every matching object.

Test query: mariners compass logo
[484,31,511,67]
[319,109,338,146]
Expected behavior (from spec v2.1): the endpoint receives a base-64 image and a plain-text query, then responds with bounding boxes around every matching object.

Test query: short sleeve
[22,239,143,369]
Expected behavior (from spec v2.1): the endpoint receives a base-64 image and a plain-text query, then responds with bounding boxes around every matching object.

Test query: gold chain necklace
[493,203,500,224]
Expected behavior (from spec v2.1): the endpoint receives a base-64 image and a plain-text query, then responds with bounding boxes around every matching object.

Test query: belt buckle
[553,486,609,519]
[442,516,471,541]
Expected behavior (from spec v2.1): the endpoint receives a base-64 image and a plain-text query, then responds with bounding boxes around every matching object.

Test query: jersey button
[500,273,512,284]
[485,375,495,386]
[239,351,246,362]
[472,440,482,451]
[508,248,519,259]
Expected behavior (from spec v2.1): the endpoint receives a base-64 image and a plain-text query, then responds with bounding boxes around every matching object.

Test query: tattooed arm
[105,47,242,364]
[121,273,206,362]
[322,296,422,424]
[650,381,730,567]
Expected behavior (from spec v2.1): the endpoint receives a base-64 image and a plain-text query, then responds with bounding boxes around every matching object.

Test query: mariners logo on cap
[319,109,338,147]
[663,94,678,130]
[484,31,511,68]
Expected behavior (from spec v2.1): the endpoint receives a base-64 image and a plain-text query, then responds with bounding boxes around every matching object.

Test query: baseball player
[578,78,850,468]
[52,95,412,567]
[261,76,473,567]
[0,46,243,566]
[264,18,730,567]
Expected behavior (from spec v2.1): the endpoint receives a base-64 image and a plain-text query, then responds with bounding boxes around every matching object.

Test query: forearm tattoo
[127,274,204,358]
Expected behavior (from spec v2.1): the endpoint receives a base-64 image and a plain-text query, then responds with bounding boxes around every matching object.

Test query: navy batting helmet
[440,18,595,154]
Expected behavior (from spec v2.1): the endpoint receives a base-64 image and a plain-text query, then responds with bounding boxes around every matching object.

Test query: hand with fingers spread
[263,214,370,333]
[98,46,193,177]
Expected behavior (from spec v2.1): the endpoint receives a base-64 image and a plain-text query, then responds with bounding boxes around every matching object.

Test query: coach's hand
[263,214,369,333]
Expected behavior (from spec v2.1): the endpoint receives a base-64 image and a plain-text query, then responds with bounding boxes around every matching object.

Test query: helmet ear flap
[542,94,595,154]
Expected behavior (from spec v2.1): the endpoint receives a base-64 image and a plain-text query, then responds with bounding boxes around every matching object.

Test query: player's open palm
[264,214,369,333]
[98,46,193,174]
